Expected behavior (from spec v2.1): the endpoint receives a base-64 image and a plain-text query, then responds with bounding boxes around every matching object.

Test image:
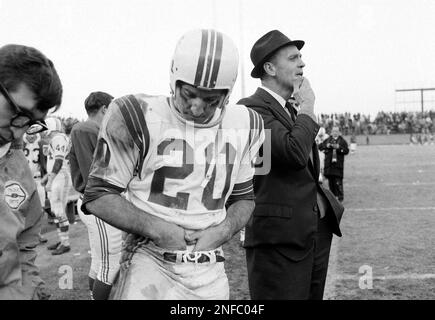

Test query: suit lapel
[255,88,294,129]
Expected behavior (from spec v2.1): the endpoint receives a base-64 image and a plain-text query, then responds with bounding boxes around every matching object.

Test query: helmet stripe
[194,29,208,86]
[208,31,223,88]
[203,29,216,88]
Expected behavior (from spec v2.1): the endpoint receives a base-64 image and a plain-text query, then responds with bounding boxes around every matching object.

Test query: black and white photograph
[1,0,435,307]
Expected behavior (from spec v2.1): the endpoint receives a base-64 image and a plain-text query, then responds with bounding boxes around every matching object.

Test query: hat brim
[250,40,305,78]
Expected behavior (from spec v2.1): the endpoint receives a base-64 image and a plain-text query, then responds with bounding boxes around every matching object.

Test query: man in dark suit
[238,30,343,300]
[319,126,349,202]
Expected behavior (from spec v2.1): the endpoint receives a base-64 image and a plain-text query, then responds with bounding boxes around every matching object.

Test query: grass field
[327,143,435,299]
[35,142,435,300]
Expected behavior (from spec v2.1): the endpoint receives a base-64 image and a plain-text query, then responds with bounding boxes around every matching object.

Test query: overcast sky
[1,0,434,120]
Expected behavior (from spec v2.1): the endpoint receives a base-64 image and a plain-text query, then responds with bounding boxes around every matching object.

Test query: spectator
[319,126,349,202]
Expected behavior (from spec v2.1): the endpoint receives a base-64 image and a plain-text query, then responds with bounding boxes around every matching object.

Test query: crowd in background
[62,110,435,139]
[318,110,435,136]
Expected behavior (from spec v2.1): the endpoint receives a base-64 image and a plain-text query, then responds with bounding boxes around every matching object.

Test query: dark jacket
[69,120,100,194]
[0,141,48,299]
[319,135,349,178]
[238,88,343,260]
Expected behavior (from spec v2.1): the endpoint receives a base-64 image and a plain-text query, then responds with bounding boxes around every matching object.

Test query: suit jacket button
[313,205,318,212]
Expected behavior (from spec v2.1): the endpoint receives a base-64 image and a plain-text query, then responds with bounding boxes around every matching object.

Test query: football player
[82,29,265,299]
[41,117,73,255]
[23,132,46,203]
[23,132,48,243]
[69,91,122,300]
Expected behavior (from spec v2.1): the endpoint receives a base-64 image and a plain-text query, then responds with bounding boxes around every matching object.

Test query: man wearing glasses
[0,44,62,299]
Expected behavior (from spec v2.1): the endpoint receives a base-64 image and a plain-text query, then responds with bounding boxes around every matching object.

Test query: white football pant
[77,197,122,284]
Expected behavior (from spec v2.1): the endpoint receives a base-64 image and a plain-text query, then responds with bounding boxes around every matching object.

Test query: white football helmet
[169,29,239,127]
[45,117,63,134]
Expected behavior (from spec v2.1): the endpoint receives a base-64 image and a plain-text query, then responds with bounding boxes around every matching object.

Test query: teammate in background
[23,132,48,243]
[82,29,265,299]
[41,117,73,255]
[315,127,328,183]
[0,44,62,299]
[63,117,80,224]
[319,126,349,202]
[69,91,122,300]
[38,130,55,223]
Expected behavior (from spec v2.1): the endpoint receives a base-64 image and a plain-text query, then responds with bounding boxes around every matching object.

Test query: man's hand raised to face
[293,77,316,122]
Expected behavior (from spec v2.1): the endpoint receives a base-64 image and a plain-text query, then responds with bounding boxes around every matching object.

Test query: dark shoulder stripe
[208,31,223,88]
[125,95,149,158]
[118,97,143,152]
[251,111,263,147]
[248,108,256,145]
[203,29,216,88]
[123,96,144,144]
[123,95,149,178]
[240,108,255,157]
[194,29,208,86]
[258,111,264,134]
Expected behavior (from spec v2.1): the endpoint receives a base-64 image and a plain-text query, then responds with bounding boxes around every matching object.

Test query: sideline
[346,207,435,212]
[324,236,339,300]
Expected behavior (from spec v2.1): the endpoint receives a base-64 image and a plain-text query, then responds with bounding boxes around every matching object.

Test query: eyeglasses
[0,82,48,135]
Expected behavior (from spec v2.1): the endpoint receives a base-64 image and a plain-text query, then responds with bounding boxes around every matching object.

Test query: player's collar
[168,96,225,129]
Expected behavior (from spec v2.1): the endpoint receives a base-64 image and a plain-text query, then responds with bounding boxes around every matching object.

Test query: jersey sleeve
[227,108,265,205]
[82,95,149,213]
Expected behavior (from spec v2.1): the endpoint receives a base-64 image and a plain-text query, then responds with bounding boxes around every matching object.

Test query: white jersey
[23,133,42,178]
[47,132,71,174]
[85,94,264,230]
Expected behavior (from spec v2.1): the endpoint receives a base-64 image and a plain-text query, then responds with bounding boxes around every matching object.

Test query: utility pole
[395,88,435,113]
[238,0,246,98]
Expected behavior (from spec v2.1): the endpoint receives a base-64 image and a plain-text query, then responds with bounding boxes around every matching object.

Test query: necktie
[285,101,296,122]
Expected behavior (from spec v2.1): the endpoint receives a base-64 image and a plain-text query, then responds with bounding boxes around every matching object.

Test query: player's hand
[40,174,49,186]
[154,223,187,251]
[45,180,52,192]
[44,173,55,192]
[185,222,231,252]
[293,77,315,118]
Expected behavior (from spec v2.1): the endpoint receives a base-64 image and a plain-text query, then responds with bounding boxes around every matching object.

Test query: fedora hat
[250,30,304,78]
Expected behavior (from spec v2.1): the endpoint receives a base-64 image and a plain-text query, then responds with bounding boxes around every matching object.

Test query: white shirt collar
[260,86,287,110]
